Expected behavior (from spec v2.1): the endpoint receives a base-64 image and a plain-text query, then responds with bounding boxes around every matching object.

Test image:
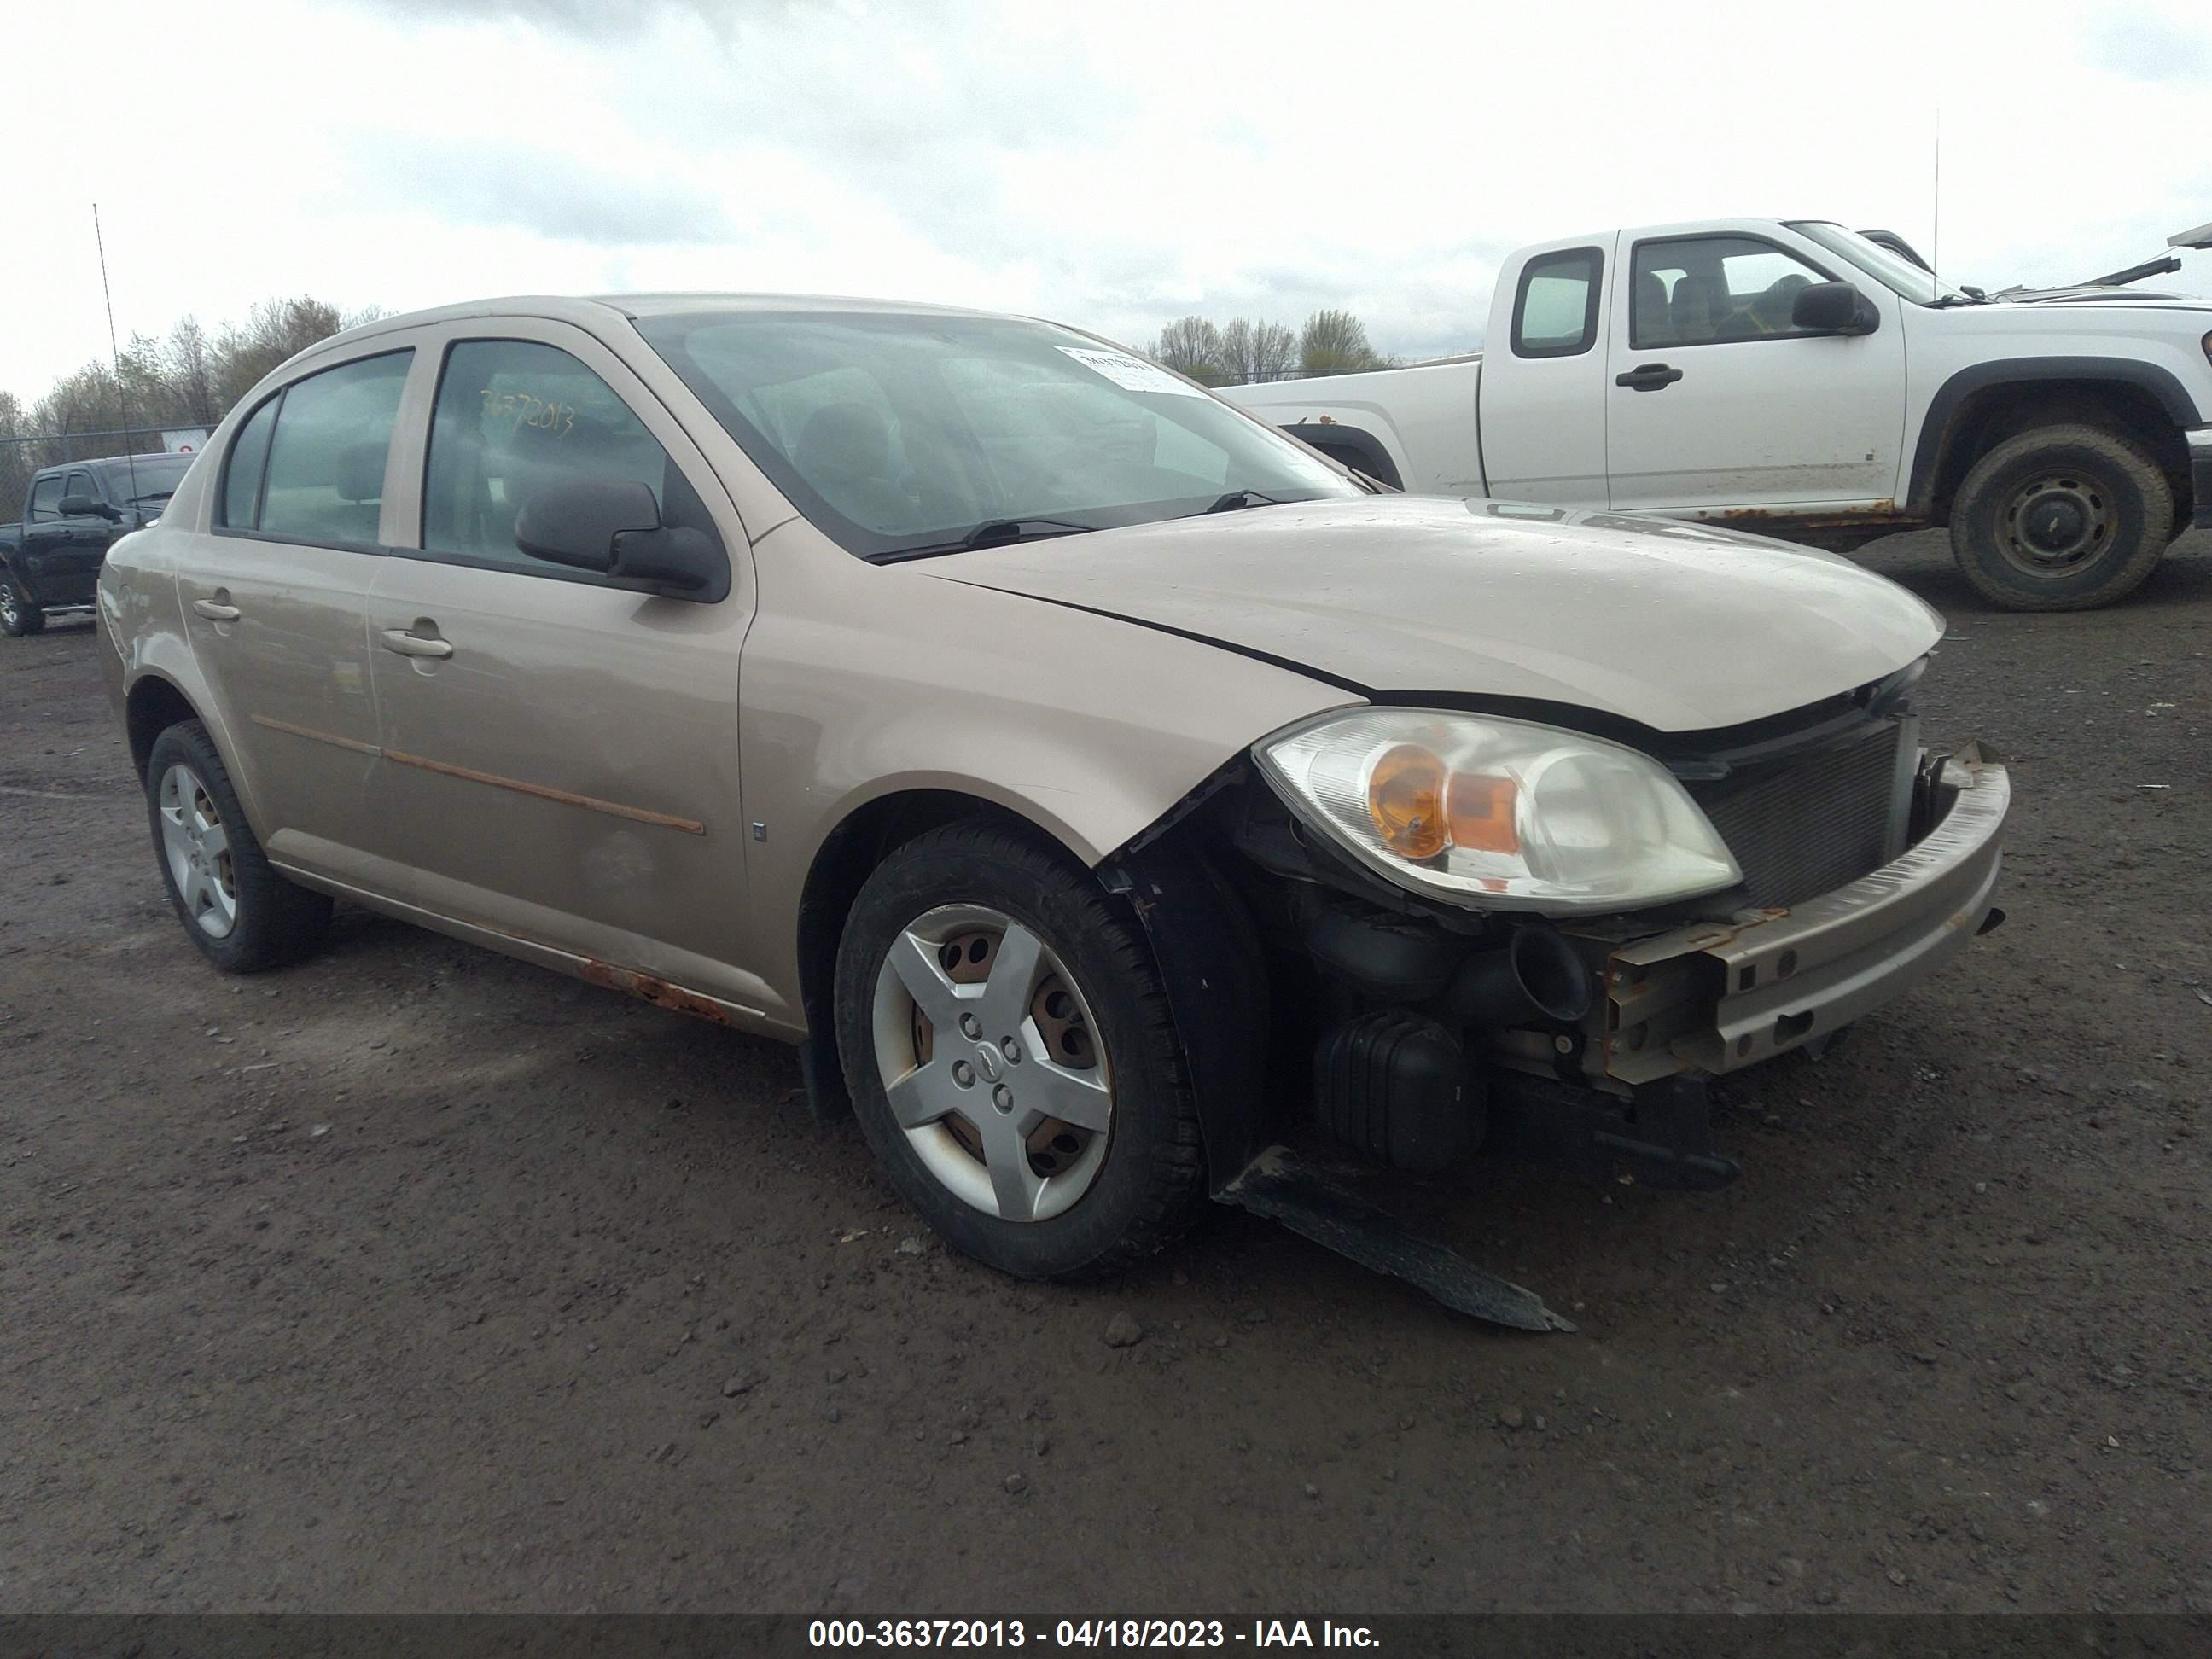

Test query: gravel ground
[2,530,2207,1615]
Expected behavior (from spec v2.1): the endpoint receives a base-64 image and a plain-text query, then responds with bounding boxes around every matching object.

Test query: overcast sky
[9,0,2209,402]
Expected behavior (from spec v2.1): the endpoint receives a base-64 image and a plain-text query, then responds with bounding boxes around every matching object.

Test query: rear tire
[145,719,332,973]
[0,571,44,637]
[832,821,1204,1282]
[1948,423,2172,611]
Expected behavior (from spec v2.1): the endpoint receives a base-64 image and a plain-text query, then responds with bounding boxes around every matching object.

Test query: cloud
[2088,14,2212,81]
[349,138,745,245]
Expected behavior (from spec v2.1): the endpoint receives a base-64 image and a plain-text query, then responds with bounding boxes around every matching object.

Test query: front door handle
[1615,363,1685,391]
[381,628,453,660]
[192,598,241,622]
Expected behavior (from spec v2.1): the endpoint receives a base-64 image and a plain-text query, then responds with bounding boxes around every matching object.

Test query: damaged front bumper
[1586,745,2010,1085]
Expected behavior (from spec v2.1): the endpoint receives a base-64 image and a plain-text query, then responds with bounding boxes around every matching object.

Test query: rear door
[1476,238,1615,506]
[1604,228,1907,513]
[177,348,412,881]
[357,322,760,1004]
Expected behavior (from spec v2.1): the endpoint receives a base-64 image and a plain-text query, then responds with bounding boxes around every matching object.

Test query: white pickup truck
[1224,218,2212,610]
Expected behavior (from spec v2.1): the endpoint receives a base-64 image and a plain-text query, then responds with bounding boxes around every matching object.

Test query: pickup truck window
[255,351,413,547]
[64,470,97,506]
[1631,235,1833,348]
[1511,248,1603,358]
[26,476,61,523]
[1788,220,1967,306]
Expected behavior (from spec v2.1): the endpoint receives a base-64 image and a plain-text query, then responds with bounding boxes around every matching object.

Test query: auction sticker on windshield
[1057,346,1209,397]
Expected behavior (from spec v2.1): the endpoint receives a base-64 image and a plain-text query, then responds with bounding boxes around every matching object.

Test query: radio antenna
[92,203,143,515]
[1930,105,1942,280]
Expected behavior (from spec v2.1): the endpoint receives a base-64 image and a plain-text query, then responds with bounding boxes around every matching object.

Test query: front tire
[145,719,332,972]
[832,821,1204,1281]
[1948,423,2173,611]
[0,571,44,637]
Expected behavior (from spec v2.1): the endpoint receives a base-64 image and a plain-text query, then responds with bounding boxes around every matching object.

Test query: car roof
[303,291,1016,361]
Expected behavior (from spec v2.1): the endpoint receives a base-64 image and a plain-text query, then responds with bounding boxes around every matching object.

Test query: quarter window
[1511,248,1603,358]
[422,339,685,574]
[219,397,279,530]
[1632,236,1833,348]
[255,351,413,544]
[26,477,61,523]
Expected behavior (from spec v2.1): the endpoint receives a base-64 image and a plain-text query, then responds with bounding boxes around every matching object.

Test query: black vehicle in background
[1,452,190,637]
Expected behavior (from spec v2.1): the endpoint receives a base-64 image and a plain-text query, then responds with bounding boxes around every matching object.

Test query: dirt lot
[3,530,2208,1617]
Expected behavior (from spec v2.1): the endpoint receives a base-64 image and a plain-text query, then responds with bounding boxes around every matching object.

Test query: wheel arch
[1278,422,1407,490]
[125,671,206,782]
[793,787,1095,1121]
[1907,358,2196,523]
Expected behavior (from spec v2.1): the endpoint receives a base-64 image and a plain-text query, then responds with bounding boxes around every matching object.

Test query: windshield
[633,310,1359,559]
[105,456,193,502]
[1787,222,1971,306]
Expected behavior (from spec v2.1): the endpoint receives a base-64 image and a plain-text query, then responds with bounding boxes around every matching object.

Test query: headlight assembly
[1254,708,1741,914]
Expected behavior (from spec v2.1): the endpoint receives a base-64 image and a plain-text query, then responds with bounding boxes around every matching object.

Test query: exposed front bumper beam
[1592,748,2010,1080]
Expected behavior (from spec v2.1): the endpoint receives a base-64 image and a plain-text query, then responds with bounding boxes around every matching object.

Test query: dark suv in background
[1,452,191,636]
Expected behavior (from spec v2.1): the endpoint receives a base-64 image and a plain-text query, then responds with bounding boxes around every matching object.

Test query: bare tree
[1249,320,1298,381]
[1300,309,1388,375]
[1150,316,1227,384]
[2,293,369,486]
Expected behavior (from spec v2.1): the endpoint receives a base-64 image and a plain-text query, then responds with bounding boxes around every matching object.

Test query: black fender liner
[1278,422,1406,491]
[1906,356,2201,515]
[1096,834,1271,1192]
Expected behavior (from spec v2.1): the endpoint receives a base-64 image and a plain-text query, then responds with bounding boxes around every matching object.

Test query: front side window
[1632,236,1834,347]
[633,310,1356,561]
[26,476,61,522]
[253,351,413,544]
[422,339,691,574]
[63,470,96,506]
[1511,248,1603,358]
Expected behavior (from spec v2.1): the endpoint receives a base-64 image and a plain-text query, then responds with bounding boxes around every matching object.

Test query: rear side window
[1511,247,1603,358]
[27,476,62,522]
[218,397,279,529]
[250,351,413,545]
[422,339,684,574]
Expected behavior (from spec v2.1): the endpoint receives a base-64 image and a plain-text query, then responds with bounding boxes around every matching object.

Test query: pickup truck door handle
[191,598,242,622]
[1615,363,1685,392]
[380,628,453,660]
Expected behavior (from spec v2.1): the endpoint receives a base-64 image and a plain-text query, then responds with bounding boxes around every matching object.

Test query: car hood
[927,497,1945,733]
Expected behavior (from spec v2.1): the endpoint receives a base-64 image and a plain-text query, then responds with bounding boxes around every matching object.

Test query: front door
[1605,232,1907,514]
[359,325,762,1005]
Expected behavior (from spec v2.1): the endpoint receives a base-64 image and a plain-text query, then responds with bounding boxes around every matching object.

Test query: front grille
[1689,721,1902,909]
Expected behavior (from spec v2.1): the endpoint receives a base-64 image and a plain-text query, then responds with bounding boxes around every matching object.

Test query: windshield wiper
[1199,490,1285,515]
[870,517,1098,563]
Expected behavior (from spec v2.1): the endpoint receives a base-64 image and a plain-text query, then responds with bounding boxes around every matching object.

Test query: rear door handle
[381,628,453,660]
[1615,363,1685,391]
[191,598,241,622]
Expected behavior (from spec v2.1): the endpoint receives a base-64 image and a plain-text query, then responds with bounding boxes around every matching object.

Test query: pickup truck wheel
[0,572,44,637]
[832,822,1204,1282]
[1949,424,2172,611]
[145,720,332,973]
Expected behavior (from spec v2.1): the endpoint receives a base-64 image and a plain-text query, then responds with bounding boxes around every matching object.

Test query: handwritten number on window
[479,387,576,438]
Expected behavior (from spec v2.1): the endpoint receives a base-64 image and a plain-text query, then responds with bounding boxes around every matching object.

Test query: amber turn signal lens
[1367,744,1447,859]
[1446,772,1519,853]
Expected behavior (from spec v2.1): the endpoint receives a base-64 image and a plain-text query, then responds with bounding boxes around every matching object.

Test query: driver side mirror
[1791,281,1880,335]
[513,477,726,598]
[58,492,120,521]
